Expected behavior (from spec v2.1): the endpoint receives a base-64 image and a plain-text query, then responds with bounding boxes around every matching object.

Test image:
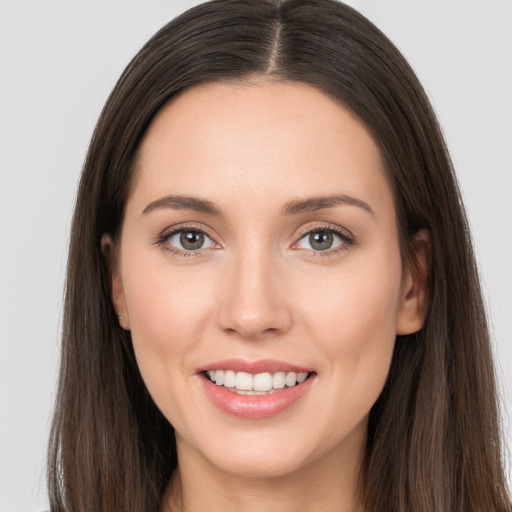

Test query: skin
[103,79,428,512]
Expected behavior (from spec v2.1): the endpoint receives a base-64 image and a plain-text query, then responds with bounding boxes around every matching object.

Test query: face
[106,80,426,479]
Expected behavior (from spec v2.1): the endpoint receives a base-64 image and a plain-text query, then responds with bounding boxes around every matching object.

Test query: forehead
[130,79,393,218]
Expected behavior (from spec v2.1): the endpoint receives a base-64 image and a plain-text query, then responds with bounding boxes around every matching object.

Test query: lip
[196,358,313,374]
[197,359,316,419]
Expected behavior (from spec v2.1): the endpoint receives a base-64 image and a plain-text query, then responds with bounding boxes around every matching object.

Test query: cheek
[296,248,402,403]
[126,271,200,353]
[120,250,217,400]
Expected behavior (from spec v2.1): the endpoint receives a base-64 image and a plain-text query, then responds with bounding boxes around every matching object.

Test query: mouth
[197,360,316,419]
[203,369,311,395]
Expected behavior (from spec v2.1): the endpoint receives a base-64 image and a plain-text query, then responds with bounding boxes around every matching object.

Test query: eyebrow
[142,195,222,216]
[281,194,374,216]
[142,193,374,217]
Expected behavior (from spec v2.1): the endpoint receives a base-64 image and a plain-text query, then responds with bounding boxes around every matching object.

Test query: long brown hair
[47,1,511,510]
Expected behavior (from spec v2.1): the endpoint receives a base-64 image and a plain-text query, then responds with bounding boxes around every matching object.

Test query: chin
[210,449,311,479]
[183,426,334,479]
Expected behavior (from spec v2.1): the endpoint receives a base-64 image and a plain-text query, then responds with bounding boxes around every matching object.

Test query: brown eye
[295,227,352,253]
[180,230,205,250]
[165,229,216,252]
[309,231,334,251]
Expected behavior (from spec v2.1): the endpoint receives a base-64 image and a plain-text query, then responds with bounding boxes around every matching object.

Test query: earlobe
[101,233,130,330]
[396,229,430,335]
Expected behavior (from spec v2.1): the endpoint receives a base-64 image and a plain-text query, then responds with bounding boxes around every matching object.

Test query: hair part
[48,1,511,511]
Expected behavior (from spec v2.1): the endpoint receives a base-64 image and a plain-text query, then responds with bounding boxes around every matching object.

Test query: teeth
[235,371,253,390]
[297,372,308,383]
[272,372,286,389]
[214,370,224,386]
[253,372,273,391]
[207,369,309,391]
[224,370,236,388]
[285,372,297,387]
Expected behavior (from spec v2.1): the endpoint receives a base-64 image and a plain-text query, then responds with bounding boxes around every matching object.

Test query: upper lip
[196,358,313,374]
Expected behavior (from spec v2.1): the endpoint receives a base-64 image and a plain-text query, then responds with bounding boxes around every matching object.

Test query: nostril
[216,278,293,339]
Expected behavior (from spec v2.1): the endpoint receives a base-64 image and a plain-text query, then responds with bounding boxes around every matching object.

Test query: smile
[198,360,316,419]
[205,370,309,394]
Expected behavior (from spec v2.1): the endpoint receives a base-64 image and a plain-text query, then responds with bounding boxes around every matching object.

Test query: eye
[294,226,354,253]
[162,228,217,253]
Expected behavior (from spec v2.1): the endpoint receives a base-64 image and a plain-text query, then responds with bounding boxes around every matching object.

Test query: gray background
[1,1,511,510]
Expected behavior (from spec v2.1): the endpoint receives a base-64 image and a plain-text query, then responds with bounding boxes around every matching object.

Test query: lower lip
[200,373,315,419]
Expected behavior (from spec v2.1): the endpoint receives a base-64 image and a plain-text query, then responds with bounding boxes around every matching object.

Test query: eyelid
[159,222,219,242]
[155,221,355,258]
[291,222,356,255]
[293,222,355,243]
[156,223,221,256]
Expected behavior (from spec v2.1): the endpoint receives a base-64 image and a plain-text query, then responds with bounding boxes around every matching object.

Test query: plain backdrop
[1,1,511,510]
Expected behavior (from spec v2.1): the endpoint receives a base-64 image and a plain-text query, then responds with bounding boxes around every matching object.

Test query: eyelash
[155,222,355,259]
[293,223,355,258]
[155,223,217,259]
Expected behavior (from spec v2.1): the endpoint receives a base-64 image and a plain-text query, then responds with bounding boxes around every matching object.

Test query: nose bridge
[217,238,291,339]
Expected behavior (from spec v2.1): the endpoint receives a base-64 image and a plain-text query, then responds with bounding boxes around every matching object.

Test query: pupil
[180,231,204,250]
[310,231,333,251]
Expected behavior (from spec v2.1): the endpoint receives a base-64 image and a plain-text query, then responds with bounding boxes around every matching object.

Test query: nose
[216,245,293,340]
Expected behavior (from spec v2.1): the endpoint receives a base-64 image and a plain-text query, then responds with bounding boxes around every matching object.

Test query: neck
[163,430,366,512]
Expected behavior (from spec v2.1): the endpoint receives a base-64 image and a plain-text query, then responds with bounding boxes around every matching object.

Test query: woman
[47,0,512,511]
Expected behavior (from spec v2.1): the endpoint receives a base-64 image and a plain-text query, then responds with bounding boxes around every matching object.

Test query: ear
[396,229,430,335]
[101,233,130,330]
